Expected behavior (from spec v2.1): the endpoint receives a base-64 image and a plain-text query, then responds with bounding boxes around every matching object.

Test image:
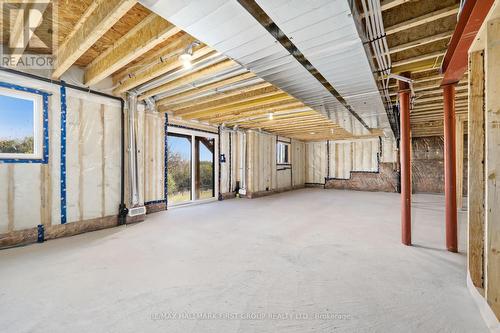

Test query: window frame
[0,82,49,164]
[276,141,291,165]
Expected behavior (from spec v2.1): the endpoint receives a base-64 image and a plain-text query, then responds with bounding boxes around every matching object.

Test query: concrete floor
[0,189,487,333]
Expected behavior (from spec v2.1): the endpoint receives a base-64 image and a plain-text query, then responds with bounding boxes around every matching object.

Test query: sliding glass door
[195,136,215,200]
[167,129,218,206]
[167,133,192,204]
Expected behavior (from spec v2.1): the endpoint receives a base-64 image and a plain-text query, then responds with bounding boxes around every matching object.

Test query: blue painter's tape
[0,81,51,164]
[0,81,51,97]
[60,83,67,224]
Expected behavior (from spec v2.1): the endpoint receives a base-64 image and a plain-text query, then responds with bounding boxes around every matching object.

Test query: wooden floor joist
[84,14,181,86]
[171,85,278,115]
[115,43,213,94]
[139,59,237,100]
[389,31,453,54]
[156,72,256,106]
[385,5,459,35]
[53,0,138,79]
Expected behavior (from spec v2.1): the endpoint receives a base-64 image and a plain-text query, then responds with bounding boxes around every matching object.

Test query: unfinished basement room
[1,0,500,332]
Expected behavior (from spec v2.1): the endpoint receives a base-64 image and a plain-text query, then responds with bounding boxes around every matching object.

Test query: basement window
[0,86,45,162]
[277,141,290,164]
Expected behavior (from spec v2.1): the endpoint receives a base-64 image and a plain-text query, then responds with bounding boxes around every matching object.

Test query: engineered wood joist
[156,72,256,106]
[185,94,295,120]
[112,33,195,84]
[385,5,459,35]
[53,0,138,79]
[389,31,454,54]
[219,105,310,124]
[84,14,181,86]
[381,0,412,11]
[392,50,446,68]
[139,59,236,100]
[115,43,213,94]
[171,84,277,115]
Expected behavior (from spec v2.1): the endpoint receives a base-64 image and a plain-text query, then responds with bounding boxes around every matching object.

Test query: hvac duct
[239,131,247,196]
[127,92,141,207]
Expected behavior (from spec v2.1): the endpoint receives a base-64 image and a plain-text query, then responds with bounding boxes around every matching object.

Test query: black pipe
[0,66,128,224]
[118,98,127,225]
[228,132,232,193]
[0,66,122,101]
[218,126,222,200]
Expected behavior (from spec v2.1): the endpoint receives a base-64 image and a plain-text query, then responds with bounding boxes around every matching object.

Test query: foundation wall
[306,137,398,191]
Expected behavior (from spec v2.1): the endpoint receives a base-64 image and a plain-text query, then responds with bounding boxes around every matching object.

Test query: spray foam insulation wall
[0,72,124,240]
[141,110,166,204]
[219,130,306,196]
[247,131,277,193]
[65,92,121,223]
[306,137,397,184]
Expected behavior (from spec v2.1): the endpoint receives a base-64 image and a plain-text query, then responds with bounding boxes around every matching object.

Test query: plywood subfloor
[0,189,487,332]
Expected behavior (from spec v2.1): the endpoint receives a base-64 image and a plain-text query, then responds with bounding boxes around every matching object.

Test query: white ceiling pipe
[367,0,389,75]
[361,0,384,75]
[361,0,393,109]
[373,0,392,73]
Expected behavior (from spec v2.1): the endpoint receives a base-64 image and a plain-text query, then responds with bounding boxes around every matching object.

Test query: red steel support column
[443,83,458,252]
[399,78,411,246]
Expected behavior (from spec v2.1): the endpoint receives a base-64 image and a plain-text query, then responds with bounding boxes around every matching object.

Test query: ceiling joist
[53,0,137,79]
[84,14,180,86]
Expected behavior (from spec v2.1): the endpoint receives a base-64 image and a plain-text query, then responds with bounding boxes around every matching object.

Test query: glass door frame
[167,126,219,208]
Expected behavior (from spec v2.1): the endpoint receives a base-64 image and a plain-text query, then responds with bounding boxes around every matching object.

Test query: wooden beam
[414,92,468,104]
[392,50,446,68]
[385,6,459,35]
[485,17,500,318]
[173,86,280,116]
[468,50,485,289]
[84,14,180,86]
[213,102,307,124]
[456,118,464,210]
[389,31,453,54]
[114,42,212,94]
[168,82,272,112]
[112,33,194,84]
[186,94,294,120]
[52,0,137,79]
[139,59,236,100]
[156,72,255,106]
[381,0,411,11]
[224,110,315,127]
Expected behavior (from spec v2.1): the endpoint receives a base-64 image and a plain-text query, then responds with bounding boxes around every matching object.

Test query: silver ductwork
[127,92,140,207]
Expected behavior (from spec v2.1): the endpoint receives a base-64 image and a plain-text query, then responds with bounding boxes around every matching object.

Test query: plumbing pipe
[144,97,157,112]
[239,131,247,195]
[360,0,393,110]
